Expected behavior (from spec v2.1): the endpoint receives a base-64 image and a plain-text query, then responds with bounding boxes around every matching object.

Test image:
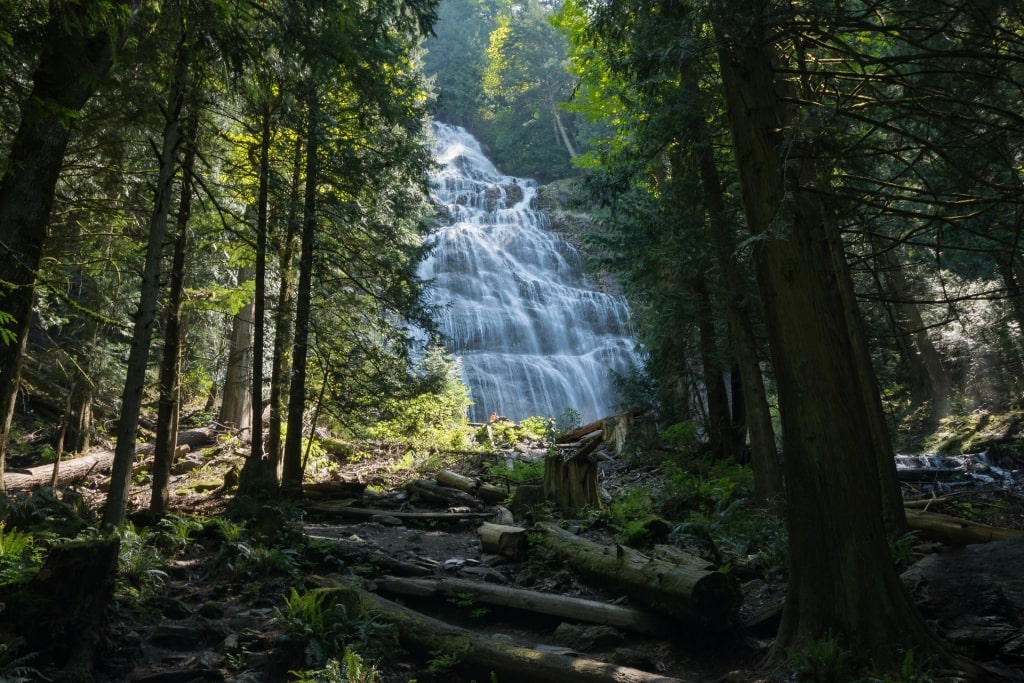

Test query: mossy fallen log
[535,523,739,631]
[904,507,1024,545]
[358,586,694,683]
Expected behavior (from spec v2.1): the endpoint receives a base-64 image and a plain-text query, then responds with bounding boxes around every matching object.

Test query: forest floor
[13,425,1024,683]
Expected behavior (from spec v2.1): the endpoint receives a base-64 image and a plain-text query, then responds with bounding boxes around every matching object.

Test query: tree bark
[689,116,783,503]
[151,115,198,516]
[267,136,303,482]
[543,434,604,514]
[282,88,320,494]
[713,6,958,669]
[219,265,255,435]
[104,34,189,528]
[693,274,738,460]
[0,2,140,490]
[904,508,1024,545]
[535,522,739,631]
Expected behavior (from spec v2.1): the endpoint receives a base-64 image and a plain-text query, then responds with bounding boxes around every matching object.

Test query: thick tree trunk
[0,3,138,488]
[535,522,739,631]
[104,36,189,528]
[543,434,604,514]
[714,7,958,670]
[282,89,321,493]
[151,118,197,516]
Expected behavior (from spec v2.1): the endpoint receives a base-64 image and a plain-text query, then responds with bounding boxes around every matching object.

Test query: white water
[420,123,637,424]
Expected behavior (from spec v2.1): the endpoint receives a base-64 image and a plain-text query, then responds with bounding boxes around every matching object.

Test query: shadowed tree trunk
[104,32,189,528]
[151,116,198,516]
[0,2,140,490]
[713,3,958,670]
[282,88,321,495]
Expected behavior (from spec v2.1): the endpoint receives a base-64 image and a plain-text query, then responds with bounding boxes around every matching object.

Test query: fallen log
[478,521,528,560]
[305,500,493,522]
[406,478,482,508]
[535,523,740,631]
[436,469,507,503]
[556,419,604,444]
[359,586,694,683]
[904,508,1024,545]
[376,575,673,637]
[302,480,368,500]
[3,428,216,492]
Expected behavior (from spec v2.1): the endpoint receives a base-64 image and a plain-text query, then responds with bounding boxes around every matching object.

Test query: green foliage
[290,649,381,683]
[553,407,582,437]
[154,513,205,551]
[481,457,544,486]
[427,647,462,674]
[361,345,474,454]
[0,487,93,538]
[858,649,936,683]
[117,523,169,595]
[788,634,854,682]
[0,639,42,683]
[661,458,786,575]
[0,523,42,585]
[275,588,398,668]
[0,310,17,346]
[660,422,699,455]
[602,487,658,545]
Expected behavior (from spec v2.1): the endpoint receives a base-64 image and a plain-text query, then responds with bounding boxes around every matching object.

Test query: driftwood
[406,478,482,508]
[536,522,740,631]
[376,575,673,636]
[305,500,493,522]
[904,508,1024,545]
[436,469,507,503]
[359,587,693,683]
[478,521,528,560]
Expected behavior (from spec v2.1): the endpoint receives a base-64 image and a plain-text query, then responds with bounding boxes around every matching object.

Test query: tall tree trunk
[282,89,320,495]
[714,6,951,670]
[103,35,189,528]
[238,105,277,496]
[685,103,783,502]
[267,137,303,480]
[693,276,736,460]
[0,3,138,489]
[219,266,255,435]
[150,117,197,516]
[873,238,951,419]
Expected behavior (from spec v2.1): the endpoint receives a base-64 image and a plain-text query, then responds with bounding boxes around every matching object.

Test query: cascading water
[419,122,637,424]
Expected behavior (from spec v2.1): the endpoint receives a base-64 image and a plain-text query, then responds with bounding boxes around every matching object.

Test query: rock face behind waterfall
[420,123,636,424]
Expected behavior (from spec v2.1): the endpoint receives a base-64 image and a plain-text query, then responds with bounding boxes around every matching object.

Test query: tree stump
[543,434,604,514]
[0,537,120,680]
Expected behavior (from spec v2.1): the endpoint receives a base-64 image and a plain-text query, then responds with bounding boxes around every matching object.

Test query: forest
[0,0,1023,682]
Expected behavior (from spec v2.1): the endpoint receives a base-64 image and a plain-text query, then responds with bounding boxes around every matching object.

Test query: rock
[902,538,1024,660]
[149,621,228,650]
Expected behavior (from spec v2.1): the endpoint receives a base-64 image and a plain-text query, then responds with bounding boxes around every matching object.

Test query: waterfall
[419,123,636,424]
